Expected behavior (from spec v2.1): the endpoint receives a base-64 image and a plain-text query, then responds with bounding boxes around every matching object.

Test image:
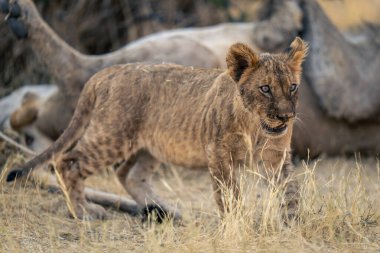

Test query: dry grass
[1,1,379,252]
[1,155,379,252]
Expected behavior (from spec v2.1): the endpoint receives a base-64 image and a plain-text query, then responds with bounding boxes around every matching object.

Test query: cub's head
[226,37,308,137]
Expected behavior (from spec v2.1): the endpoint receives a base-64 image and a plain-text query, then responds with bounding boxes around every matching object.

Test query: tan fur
[13,38,308,220]
[10,92,40,131]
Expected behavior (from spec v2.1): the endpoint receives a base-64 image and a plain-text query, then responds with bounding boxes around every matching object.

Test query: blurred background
[0,0,379,97]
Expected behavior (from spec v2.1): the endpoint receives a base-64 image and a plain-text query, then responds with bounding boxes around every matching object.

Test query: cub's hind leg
[116,150,181,222]
[56,149,110,220]
[57,135,128,220]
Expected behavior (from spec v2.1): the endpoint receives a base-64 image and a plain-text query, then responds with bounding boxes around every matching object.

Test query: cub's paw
[0,0,28,39]
[281,202,300,225]
[283,208,299,223]
[72,202,107,220]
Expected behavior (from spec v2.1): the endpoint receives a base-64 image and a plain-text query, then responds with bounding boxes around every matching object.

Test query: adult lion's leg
[116,151,180,222]
[0,0,97,94]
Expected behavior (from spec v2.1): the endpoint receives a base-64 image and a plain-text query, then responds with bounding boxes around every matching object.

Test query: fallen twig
[0,130,36,156]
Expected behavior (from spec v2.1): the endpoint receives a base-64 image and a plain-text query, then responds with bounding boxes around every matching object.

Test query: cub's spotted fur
[8,38,308,220]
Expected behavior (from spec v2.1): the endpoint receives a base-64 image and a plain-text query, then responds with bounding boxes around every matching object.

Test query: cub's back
[88,63,225,115]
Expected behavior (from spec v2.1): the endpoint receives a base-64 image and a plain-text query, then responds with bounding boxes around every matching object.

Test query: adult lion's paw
[0,0,20,17]
[1,0,28,39]
[0,0,10,14]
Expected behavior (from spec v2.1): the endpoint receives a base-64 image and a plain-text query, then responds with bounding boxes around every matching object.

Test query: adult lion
[1,0,380,158]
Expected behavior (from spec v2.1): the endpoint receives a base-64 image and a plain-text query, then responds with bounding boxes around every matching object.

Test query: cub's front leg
[260,146,299,220]
[207,134,252,214]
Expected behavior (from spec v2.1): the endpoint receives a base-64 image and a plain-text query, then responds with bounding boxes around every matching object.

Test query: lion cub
[8,38,308,220]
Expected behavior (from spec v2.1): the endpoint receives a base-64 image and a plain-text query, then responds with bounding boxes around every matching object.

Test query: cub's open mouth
[261,121,288,135]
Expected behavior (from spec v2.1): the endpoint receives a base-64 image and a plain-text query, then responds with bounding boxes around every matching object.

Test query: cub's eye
[259,85,271,94]
[290,84,298,93]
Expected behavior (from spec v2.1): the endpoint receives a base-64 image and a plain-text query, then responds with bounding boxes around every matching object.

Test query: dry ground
[1,154,379,252]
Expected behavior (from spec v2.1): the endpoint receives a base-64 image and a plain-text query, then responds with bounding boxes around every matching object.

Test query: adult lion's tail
[6,82,97,182]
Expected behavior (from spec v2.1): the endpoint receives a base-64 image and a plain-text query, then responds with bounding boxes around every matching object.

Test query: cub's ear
[226,43,259,82]
[286,37,308,74]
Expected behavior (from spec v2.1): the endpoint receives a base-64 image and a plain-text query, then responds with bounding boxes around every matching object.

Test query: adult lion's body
[8,40,307,220]
[3,0,380,159]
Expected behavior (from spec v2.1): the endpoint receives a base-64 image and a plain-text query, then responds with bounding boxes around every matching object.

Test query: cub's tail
[6,82,97,182]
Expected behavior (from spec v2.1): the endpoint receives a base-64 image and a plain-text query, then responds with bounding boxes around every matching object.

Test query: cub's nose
[275,113,295,122]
